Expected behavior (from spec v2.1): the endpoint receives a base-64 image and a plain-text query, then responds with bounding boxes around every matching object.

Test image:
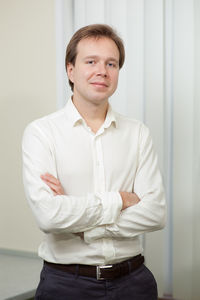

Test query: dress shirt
[22,98,166,265]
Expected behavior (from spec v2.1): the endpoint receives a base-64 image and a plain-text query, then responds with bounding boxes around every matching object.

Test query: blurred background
[0,0,199,299]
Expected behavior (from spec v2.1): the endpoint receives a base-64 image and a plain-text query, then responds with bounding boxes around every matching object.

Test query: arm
[41,174,140,210]
[84,124,166,243]
[40,174,141,239]
[22,122,122,234]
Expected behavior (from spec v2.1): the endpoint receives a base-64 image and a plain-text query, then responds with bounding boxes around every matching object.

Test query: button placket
[95,137,106,192]
[95,136,115,261]
[91,132,115,262]
[91,136,98,193]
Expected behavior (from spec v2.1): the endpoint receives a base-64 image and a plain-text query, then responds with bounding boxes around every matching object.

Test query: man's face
[67,37,120,106]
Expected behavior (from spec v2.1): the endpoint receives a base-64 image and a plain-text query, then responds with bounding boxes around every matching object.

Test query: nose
[96,62,108,77]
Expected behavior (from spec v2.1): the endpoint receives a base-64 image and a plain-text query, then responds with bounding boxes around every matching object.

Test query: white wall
[192,0,200,298]
[173,0,194,299]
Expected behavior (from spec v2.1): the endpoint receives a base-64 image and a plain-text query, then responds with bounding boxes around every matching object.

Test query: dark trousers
[35,263,158,300]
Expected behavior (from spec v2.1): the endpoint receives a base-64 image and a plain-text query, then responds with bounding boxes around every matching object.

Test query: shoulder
[23,107,65,135]
[113,111,153,148]
[115,111,149,133]
[22,108,67,149]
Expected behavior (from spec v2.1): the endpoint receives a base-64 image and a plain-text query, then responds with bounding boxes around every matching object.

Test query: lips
[91,82,108,87]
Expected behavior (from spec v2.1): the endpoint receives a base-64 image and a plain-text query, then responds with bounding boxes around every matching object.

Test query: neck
[72,96,109,132]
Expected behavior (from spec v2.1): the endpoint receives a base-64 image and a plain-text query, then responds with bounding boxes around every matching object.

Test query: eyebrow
[84,55,119,63]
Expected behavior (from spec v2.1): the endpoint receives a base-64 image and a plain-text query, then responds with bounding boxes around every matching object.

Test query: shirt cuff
[84,226,106,243]
[100,191,122,225]
[84,192,122,244]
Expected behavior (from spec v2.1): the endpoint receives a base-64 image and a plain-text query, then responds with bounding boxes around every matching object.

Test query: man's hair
[65,24,125,91]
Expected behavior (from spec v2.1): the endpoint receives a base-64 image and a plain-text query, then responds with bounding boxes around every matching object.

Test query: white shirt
[22,98,166,265]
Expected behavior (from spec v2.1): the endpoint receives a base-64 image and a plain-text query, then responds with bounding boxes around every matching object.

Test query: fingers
[42,179,62,195]
[40,173,65,195]
[133,192,140,204]
[41,173,60,185]
[120,191,140,210]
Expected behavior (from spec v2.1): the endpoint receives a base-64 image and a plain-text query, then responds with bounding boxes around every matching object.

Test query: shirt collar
[64,97,83,126]
[103,104,117,129]
[64,97,117,129]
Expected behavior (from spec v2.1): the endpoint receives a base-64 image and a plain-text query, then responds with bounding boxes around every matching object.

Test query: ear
[67,63,74,83]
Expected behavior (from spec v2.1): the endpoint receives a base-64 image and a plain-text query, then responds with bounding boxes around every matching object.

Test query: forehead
[76,37,119,60]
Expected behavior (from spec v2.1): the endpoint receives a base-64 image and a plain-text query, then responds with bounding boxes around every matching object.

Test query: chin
[93,91,115,101]
[87,93,108,102]
[94,95,110,102]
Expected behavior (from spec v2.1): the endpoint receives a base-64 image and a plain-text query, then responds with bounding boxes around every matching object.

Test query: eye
[107,62,117,68]
[86,60,95,65]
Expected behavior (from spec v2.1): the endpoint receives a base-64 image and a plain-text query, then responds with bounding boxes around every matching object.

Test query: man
[22,24,166,300]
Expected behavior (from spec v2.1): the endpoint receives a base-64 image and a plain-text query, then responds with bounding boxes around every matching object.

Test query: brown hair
[65,24,125,91]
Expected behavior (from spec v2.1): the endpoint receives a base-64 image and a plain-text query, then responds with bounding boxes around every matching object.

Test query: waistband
[44,254,144,280]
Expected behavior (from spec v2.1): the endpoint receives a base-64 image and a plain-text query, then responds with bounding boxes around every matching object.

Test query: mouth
[90,82,108,88]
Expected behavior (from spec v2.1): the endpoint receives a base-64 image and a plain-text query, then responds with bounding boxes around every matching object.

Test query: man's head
[65,24,125,91]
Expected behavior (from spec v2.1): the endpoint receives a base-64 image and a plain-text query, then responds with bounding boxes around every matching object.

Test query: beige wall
[0,0,56,252]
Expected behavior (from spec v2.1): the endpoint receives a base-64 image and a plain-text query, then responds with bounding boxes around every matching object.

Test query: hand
[119,191,140,210]
[40,173,65,196]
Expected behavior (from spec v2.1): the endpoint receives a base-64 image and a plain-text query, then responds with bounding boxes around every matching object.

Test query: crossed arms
[40,173,141,240]
[41,173,140,210]
[22,122,166,243]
